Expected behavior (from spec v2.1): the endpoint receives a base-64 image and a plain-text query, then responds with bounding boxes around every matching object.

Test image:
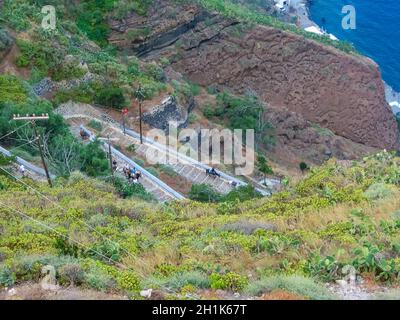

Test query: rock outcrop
[172,25,399,150]
[142,95,195,131]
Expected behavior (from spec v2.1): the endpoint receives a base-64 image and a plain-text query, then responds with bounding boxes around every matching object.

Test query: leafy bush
[0,266,16,287]
[89,241,121,263]
[305,255,340,282]
[95,87,126,109]
[88,120,103,132]
[299,162,309,173]
[364,183,393,201]
[146,167,160,178]
[79,140,109,177]
[154,164,178,177]
[202,103,215,119]
[143,62,165,81]
[189,184,222,203]
[53,84,96,105]
[75,0,115,46]
[116,270,141,292]
[58,264,85,286]
[245,275,336,300]
[84,270,116,292]
[147,271,210,291]
[15,38,64,78]
[0,75,28,104]
[209,272,248,292]
[113,177,155,201]
[221,185,262,203]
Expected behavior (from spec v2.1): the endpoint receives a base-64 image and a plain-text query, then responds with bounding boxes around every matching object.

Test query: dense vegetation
[0,0,170,177]
[202,91,276,148]
[0,153,399,299]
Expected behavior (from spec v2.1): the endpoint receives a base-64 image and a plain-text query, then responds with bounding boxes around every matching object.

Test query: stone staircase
[68,118,183,203]
[56,102,273,196]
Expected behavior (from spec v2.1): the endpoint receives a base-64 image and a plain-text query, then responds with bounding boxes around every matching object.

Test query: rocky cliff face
[172,25,399,150]
[108,1,400,151]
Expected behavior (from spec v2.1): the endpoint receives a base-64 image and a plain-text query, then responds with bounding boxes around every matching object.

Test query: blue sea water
[309,0,400,92]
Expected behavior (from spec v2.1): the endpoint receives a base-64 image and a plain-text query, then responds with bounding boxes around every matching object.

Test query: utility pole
[107,135,114,184]
[13,114,53,187]
[122,108,128,135]
[139,100,143,144]
[134,85,145,145]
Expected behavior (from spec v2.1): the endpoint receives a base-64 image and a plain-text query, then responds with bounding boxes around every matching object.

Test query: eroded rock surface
[172,25,399,150]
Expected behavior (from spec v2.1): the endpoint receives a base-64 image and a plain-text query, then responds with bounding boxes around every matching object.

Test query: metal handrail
[0,145,56,179]
[80,126,185,201]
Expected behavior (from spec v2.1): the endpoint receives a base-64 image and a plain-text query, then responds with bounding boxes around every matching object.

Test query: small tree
[257,155,273,185]
[96,87,126,109]
[134,85,146,144]
[189,184,221,203]
[299,161,309,174]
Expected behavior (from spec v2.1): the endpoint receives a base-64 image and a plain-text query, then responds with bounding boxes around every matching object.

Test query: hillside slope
[1,153,400,299]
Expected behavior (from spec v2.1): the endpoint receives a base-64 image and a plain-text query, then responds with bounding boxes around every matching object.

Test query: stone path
[68,118,182,203]
[55,102,271,196]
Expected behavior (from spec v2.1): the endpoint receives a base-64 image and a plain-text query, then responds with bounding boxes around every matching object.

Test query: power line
[0,166,151,269]
[0,121,31,141]
[0,166,195,298]
[13,114,52,187]
[0,200,124,267]
[8,137,39,152]
[0,197,187,298]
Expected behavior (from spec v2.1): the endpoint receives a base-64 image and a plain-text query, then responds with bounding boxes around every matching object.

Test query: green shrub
[143,63,165,82]
[126,144,136,153]
[299,162,309,173]
[88,120,103,132]
[209,272,248,292]
[51,62,87,82]
[202,103,215,119]
[58,264,85,286]
[245,275,336,300]
[79,139,109,177]
[0,265,16,287]
[154,164,178,177]
[85,270,116,292]
[95,87,126,109]
[146,167,160,178]
[0,75,28,104]
[221,185,262,203]
[53,84,95,105]
[89,241,121,263]
[133,158,145,167]
[189,83,201,96]
[304,255,340,282]
[113,177,155,201]
[116,270,141,292]
[159,57,170,67]
[189,184,222,203]
[147,271,210,291]
[364,183,393,201]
